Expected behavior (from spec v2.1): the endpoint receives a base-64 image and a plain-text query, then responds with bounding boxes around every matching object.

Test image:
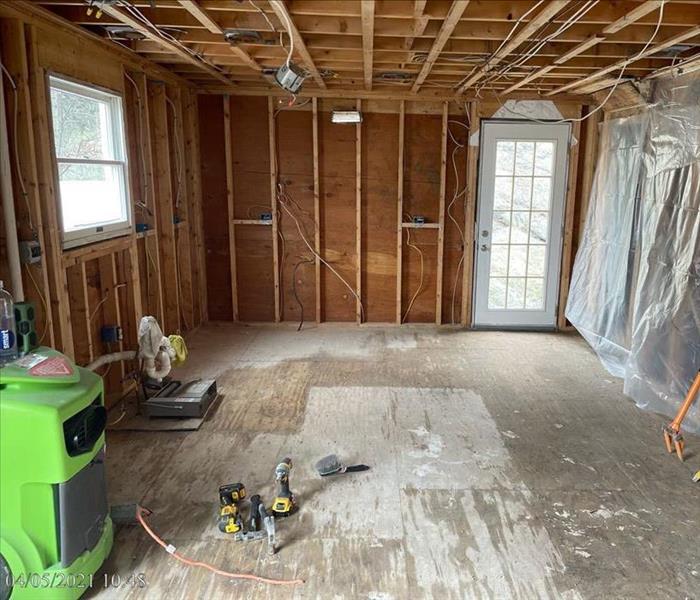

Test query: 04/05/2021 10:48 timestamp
[5,572,147,591]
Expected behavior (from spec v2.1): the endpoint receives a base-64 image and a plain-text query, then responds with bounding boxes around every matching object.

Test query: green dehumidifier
[0,348,113,599]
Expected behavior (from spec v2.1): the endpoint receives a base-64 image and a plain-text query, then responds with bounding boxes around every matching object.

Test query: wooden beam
[502,36,605,94]
[269,97,281,323]
[547,25,700,96]
[355,98,362,324]
[395,100,405,325]
[405,0,429,51]
[412,0,470,93]
[0,19,54,346]
[148,82,180,333]
[603,1,664,34]
[268,0,327,89]
[361,0,375,90]
[644,53,700,79]
[558,115,582,329]
[26,25,74,357]
[177,0,263,73]
[222,96,239,321]
[435,101,448,325]
[98,1,234,85]
[312,97,321,323]
[460,100,479,327]
[457,0,568,93]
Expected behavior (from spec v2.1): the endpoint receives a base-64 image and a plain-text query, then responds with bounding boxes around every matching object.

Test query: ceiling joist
[268,0,327,89]
[411,0,470,93]
[177,0,262,73]
[361,0,375,90]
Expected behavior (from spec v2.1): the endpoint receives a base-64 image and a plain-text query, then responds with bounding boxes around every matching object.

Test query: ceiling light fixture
[331,110,362,124]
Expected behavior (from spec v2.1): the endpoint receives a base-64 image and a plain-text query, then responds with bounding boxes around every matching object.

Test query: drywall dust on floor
[98,324,700,600]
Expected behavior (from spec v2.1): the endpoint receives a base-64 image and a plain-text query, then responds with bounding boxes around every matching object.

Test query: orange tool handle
[670,370,700,431]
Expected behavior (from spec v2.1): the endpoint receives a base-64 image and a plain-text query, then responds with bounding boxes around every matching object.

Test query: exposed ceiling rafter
[546,24,700,95]
[97,1,233,86]
[268,0,327,89]
[456,0,568,94]
[177,0,262,73]
[361,0,375,90]
[411,0,470,93]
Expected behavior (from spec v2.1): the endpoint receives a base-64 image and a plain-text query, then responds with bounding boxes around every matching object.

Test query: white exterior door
[473,121,571,328]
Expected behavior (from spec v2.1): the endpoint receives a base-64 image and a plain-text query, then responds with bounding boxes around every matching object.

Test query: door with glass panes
[473,121,570,328]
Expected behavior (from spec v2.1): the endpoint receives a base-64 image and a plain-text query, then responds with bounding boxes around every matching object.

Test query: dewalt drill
[218,482,246,534]
[271,457,296,517]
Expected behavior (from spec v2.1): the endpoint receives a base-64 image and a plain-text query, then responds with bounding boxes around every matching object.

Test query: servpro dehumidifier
[0,348,113,599]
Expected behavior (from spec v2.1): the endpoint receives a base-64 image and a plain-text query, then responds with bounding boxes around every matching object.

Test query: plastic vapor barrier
[567,83,700,432]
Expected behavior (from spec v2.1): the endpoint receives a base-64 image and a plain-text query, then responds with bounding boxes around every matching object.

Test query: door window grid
[488,140,555,310]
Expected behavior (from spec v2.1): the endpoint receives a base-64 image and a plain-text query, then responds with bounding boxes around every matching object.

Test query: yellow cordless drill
[218,482,246,534]
[271,458,297,517]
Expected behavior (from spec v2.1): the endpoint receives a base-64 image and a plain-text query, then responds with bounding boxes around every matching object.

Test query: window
[49,76,131,248]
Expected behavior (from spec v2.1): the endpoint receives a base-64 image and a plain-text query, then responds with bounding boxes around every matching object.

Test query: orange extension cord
[136,506,304,587]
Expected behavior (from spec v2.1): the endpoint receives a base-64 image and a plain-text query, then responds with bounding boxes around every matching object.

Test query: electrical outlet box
[19,240,42,264]
[412,215,426,225]
[260,212,273,222]
[135,223,149,233]
[274,63,305,94]
[100,325,122,344]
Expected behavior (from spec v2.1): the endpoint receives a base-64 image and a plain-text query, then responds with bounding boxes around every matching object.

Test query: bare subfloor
[92,324,699,600]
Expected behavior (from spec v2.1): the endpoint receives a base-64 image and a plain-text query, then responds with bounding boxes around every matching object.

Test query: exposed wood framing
[0,19,55,346]
[26,24,74,357]
[269,96,281,322]
[457,0,568,93]
[404,1,429,51]
[355,98,362,323]
[223,96,239,321]
[547,25,700,96]
[267,0,327,89]
[361,1,375,91]
[395,100,405,324]
[557,115,582,330]
[312,97,321,323]
[602,1,664,34]
[66,263,91,363]
[460,100,479,326]
[435,102,448,325]
[412,0,470,93]
[149,82,181,333]
[177,0,262,73]
[97,1,233,85]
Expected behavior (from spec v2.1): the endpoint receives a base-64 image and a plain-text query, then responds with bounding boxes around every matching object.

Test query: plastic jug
[0,280,18,365]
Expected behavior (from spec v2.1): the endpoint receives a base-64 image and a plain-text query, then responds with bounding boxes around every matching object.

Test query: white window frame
[48,75,132,249]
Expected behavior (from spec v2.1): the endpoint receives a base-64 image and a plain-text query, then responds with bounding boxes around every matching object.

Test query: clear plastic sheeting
[567,87,700,432]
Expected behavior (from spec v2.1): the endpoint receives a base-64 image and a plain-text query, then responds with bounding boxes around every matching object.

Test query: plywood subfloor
[92,324,700,599]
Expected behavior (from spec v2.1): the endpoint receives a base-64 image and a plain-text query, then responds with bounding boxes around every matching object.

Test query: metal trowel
[315,454,370,477]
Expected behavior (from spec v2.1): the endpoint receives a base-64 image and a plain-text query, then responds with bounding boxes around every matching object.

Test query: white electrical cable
[480,0,599,93]
[454,0,546,90]
[277,191,365,321]
[268,0,295,68]
[124,71,151,216]
[0,61,35,236]
[499,0,665,124]
[401,226,425,324]
[164,96,184,210]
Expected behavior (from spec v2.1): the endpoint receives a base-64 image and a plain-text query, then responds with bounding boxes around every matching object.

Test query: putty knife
[315,454,370,476]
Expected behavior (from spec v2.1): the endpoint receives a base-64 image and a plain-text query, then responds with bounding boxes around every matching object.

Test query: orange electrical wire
[136,506,304,587]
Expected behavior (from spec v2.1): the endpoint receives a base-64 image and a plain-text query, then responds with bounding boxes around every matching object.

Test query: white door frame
[473,120,571,329]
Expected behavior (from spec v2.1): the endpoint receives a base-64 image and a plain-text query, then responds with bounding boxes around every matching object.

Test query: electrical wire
[268,0,295,68]
[478,1,599,93]
[249,0,277,33]
[124,71,151,217]
[292,256,315,331]
[401,226,425,324]
[136,506,304,586]
[489,0,667,125]
[164,96,183,210]
[277,191,365,321]
[90,283,126,323]
[454,0,545,90]
[23,263,50,345]
[1,60,36,237]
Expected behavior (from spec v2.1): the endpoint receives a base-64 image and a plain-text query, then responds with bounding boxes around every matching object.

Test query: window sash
[48,75,132,248]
